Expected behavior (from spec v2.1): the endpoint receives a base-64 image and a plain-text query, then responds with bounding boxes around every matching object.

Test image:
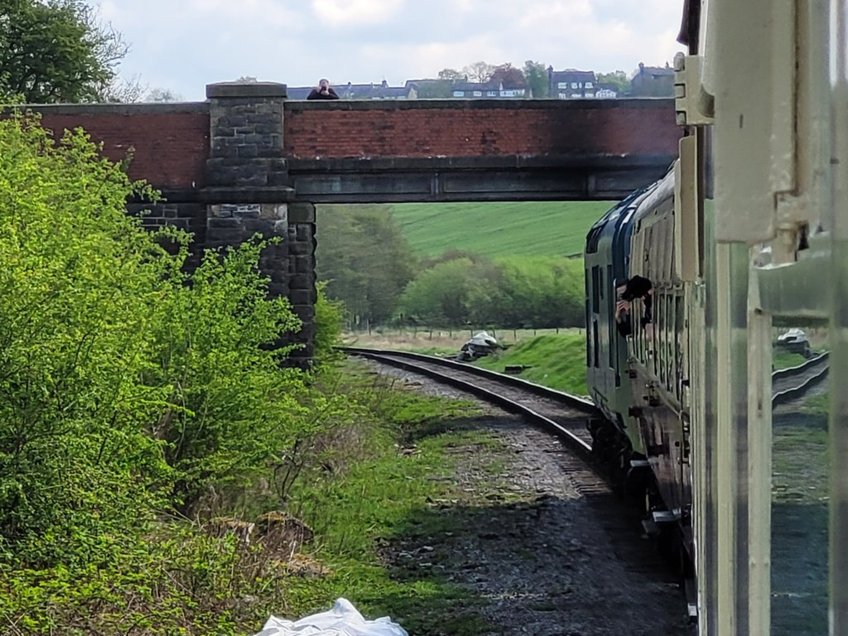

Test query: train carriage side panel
[585,187,656,454]
[625,168,692,520]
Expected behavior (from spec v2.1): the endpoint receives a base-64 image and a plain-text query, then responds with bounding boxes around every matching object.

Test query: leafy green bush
[396,254,584,329]
[0,114,309,565]
[0,115,176,566]
[313,282,345,366]
[148,239,305,511]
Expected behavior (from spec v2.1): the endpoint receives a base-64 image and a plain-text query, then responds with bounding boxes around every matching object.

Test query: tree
[438,68,464,81]
[490,63,526,88]
[397,258,477,327]
[0,0,128,103]
[596,71,630,96]
[415,79,452,98]
[96,74,147,103]
[523,60,549,98]
[315,205,417,328]
[463,61,495,83]
[146,87,184,103]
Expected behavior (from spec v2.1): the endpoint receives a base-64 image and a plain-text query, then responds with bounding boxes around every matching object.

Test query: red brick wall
[284,100,680,159]
[35,108,209,189]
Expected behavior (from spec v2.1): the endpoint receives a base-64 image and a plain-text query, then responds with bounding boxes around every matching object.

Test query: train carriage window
[607,265,615,369]
[585,299,592,366]
[658,293,666,386]
[675,294,684,400]
[591,266,600,313]
[665,294,674,393]
[592,319,599,368]
[650,295,660,377]
[586,221,606,254]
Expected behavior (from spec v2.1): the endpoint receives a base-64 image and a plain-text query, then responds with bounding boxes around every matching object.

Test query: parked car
[776,328,812,358]
[457,331,500,361]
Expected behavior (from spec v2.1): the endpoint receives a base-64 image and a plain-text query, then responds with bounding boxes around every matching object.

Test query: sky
[97,0,686,101]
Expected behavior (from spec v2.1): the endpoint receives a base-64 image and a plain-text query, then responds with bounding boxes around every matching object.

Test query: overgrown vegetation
[0,114,312,631]
[0,113,522,633]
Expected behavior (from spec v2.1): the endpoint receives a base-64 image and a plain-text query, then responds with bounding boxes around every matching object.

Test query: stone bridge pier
[204,82,315,365]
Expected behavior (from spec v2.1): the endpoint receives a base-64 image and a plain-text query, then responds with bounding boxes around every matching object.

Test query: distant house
[338,80,416,100]
[405,78,451,98]
[548,68,597,99]
[594,84,619,99]
[629,62,675,97]
[288,80,416,100]
[449,80,526,99]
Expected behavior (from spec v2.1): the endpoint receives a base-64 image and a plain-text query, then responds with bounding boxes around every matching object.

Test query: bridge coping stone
[206,82,288,99]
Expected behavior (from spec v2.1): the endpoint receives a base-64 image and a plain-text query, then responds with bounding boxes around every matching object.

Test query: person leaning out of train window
[307,78,339,100]
[614,275,653,337]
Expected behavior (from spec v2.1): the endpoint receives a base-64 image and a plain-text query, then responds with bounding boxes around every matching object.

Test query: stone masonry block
[289,289,316,306]
[288,242,310,256]
[259,203,287,221]
[295,224,313,242]
[288,203,315,223]
[294,255,312,274]
[289,274,312,290]
[208,217,243,228]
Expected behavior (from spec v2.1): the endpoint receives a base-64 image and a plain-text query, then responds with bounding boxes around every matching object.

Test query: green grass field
[387,201,613,259]
[472,333,588,395]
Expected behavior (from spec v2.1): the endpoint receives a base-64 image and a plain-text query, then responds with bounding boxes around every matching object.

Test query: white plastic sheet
[253,598,408,636]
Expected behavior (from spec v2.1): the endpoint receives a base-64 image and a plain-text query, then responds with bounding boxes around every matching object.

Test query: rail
[771,351,829,406]
[339,346,598,458]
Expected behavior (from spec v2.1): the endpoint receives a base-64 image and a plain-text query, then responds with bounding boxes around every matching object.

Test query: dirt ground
[373,363,693,636]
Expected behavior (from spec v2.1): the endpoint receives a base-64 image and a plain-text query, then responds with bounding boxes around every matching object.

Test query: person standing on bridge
[307,78,339,100]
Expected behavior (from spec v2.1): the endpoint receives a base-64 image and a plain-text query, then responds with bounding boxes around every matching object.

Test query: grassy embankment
[278,361,509,635]
[388,200,611,259]
[343,329,589,396]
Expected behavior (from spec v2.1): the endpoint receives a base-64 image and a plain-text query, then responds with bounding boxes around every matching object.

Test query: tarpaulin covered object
[253,598,408,636]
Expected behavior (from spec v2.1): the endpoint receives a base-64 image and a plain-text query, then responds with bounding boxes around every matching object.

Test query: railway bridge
[26,81,681,362]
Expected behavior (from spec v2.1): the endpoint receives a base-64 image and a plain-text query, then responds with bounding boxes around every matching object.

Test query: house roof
[550,69,597,84]
[636,63,674,78]
[287,86,314,100]
[338,82,412,99]
[405,78,447,88]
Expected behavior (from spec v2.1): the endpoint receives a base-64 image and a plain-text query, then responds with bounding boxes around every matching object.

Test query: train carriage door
[591,266,601,368]
[608,265,616,373]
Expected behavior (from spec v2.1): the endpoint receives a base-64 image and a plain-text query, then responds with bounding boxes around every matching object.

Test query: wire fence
[343,326,585,346]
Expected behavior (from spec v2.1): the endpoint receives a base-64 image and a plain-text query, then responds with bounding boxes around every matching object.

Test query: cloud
[94,0,684,99]
[311,0,405,27]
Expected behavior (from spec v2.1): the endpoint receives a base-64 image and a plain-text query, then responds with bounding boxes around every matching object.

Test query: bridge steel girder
[286,155,674,203]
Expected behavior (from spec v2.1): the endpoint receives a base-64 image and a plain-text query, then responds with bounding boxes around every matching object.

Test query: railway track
[341,346,599,459]
[343,345,827,453]
[772,351,829,405]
